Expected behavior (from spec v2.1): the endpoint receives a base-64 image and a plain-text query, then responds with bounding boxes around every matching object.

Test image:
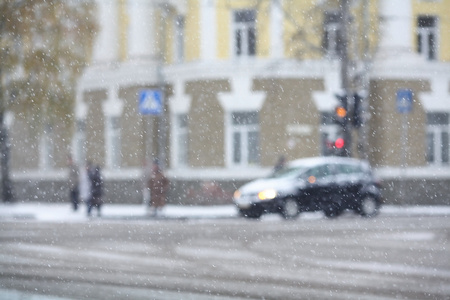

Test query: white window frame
[417,15,438,60]
[175,114,189,167]
[227,111,260,167]
[39,123,54,170]
[232,9,257,58]
[426,113,449,165]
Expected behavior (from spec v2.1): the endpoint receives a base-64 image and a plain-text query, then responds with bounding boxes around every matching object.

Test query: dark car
[233,157,382,219]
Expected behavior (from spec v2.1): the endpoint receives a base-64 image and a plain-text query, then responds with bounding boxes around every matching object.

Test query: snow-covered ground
[1,202,450,222]
[0,202,238,222]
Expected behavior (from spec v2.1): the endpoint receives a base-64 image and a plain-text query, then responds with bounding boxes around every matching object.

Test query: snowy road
[0,210,449,299]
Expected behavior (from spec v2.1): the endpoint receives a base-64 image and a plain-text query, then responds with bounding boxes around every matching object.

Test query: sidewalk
[0,202,238,222]
[1,202,450,222]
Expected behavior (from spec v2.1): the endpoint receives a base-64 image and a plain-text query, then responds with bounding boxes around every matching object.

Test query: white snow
[0,202,449,222]
[0,202,238,222]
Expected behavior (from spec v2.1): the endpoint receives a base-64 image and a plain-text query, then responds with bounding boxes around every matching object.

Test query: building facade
[10,0,450,205]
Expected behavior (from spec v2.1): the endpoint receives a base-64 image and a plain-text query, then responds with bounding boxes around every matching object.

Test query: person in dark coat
[273,155,286,174]
[148,160,169,216]
[67,156,79,211]
[87,163,103,217]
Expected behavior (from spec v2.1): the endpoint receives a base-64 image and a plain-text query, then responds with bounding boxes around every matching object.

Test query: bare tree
[0,0,97,201]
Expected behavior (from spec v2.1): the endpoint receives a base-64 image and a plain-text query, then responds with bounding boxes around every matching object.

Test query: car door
[300,164,335,210]
[334,163,365,208]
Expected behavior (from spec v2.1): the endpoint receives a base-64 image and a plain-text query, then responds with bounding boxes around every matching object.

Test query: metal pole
[400,113,408,204]
[359,0,371,160]
[158,4,168,170]
[0,10,14,202]
[340,0,352,157]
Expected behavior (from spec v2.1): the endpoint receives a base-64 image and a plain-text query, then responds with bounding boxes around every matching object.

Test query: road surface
[0,212,449,299]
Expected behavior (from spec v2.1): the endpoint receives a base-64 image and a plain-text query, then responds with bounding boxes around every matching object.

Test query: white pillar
[378,0,414,58]
[92,0,120,64]
[127,0,157,60]
[169,81,192,169]
[270,0,284,59]
[102,87,124,169]
[200,0,216,61]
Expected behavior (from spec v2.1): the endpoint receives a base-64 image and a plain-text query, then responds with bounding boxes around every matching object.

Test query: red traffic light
[335,138,345,149]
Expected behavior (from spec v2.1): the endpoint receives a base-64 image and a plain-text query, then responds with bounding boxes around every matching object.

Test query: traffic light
[334,94,348,126]
[334,137,345,149]
[353,92,363,128]
[334,137,346,156]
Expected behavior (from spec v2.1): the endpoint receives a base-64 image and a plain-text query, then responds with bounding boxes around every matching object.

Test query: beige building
[10,0,450,205]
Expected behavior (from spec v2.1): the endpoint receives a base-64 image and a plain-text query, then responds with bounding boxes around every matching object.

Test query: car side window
[307,164,331,179]
[336,163,363,175]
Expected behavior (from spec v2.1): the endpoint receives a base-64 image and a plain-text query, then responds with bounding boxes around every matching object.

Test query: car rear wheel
[281,198,300,219]
[358,195,379,217]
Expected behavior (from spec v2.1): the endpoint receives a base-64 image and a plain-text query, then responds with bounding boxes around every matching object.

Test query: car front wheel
[358,195,379,217]
[281,198,300,219]
[323,202,342,218]
[239,208,263,219]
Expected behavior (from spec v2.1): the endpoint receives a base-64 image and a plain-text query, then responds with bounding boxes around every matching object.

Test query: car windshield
[269,165,308,179]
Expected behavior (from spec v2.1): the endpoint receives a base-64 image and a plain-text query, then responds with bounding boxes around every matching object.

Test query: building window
[176,114,189,166]
[174,16,185,63]
[39,123,54,169]
[417,16,438,60]
[233,9,256,57]
[106,116,121,169]
[426,112,449,165]
[231,111,260,166]
[323,11,343,59]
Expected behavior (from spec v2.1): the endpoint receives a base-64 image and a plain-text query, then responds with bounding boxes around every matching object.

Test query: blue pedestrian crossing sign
[396,89,413,114]
[139,90,163,115]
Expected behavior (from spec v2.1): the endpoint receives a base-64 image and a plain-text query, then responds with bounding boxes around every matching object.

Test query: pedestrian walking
[79,162,91,208]
[67,156,79,211]
[87,163,103,217]
[148,159,169,216]
[273,155,286,174]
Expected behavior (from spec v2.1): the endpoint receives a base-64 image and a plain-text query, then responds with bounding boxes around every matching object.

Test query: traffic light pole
[340,0,352,157]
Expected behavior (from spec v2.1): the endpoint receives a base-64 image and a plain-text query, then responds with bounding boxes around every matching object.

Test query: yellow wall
[413,0,450,62]
[283,0,323,59]
[185,0,201,61]
[119,0,128,61]
[351,0,379,61]
[182,0,448,63]
[164,8,176,64]
[257,1,270,58]
[216,0,231,59]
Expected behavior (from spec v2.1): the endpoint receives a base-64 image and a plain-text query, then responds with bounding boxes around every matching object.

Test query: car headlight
[258,189,277,200]
[233,190,241,200]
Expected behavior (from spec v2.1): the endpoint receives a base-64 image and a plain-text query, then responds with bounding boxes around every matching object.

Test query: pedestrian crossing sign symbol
[139,90,163,115]
[396,89,413,114]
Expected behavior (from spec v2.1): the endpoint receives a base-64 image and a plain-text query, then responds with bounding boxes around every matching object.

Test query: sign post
[396,89,413,167]
[396,89,413,204]
[139,89,164,172]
